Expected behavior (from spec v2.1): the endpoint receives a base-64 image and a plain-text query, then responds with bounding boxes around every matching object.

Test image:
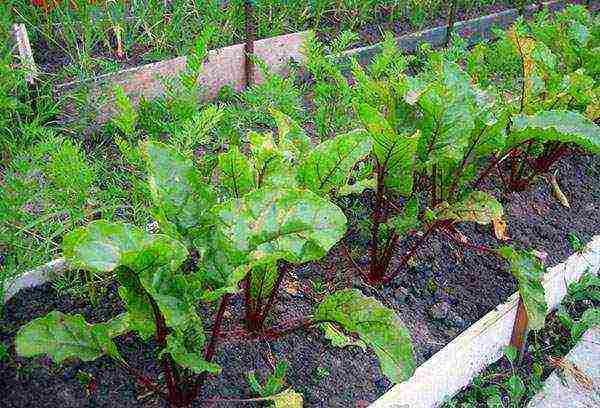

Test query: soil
[1,153,599,408]
[29,1,591,80]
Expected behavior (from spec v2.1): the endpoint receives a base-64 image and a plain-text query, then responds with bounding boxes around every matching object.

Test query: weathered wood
[244,0,255,88]
[56,31,309,126]
[12,24,37,84]
[3,258,67,303]
[370,236,600,408]
[509,296,530,363]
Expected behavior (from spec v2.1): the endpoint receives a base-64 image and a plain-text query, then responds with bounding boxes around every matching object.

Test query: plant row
[8,5,600,407]
[4,0,520,80]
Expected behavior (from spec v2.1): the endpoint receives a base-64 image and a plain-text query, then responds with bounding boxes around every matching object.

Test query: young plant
[14,137,416,406]
[211,109,372,332]
[349,49,506,284]
[472,9,600,192]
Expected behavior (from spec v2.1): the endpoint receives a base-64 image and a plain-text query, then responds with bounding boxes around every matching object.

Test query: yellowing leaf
[268,388,303,408]
[549,174,570,208]
[492,217,510,241]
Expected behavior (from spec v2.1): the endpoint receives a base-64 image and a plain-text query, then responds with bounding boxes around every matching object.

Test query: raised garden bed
[10,1,579,81]
[2,153,600,407]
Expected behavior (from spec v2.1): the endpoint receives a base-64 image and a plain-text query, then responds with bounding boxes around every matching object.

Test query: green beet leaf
[435,191,503,225]
[297,130,372,195]
[355,103,418,196]
[314,289,415,383]
[387,197,421,236]
[320,322,367,351]
[16,311,122,364]
[249,262,279,303]
[138,265,201,332]
[415,60,476,166]
[217,145,256,199]
[271,109,312,161]
[509,110,600,153]
[498,246,548,330]
[62,220,188,274]
[141,140,216,235]
[164,330,221,375]
[214,187,347,266]
[117,268,156,340]
[249,131,298,189]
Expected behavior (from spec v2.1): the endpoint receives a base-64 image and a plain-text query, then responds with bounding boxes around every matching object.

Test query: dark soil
[1,153,599,408]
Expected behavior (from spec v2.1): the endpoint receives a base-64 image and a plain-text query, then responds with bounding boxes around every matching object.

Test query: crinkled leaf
[138,265,199,331]
[435,191,503,225]
[62,220,188,274]
[117,270,156,340]
[249,132,298,189]
[192,227,247,301]
[320,322,367,351]
[16,311,122,363]
[141,141,216,234]
[314,289,415,383]
[214,187,347,266]
[415,60,475,165]
[217,146,255,199]
[498,246,548,330]
[355,103,418,195]
[164,330,221,375]
[297,130,372,195]
[509,110,600,154]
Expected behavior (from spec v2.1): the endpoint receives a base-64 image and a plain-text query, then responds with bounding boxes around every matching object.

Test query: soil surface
[1,153,599,407]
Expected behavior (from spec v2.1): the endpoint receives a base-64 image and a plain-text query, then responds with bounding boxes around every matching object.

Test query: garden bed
[11,0,593,127]
[12,1,580,81]
[2,3,600,408]
[446,272,599,407]
[2,153,600,407]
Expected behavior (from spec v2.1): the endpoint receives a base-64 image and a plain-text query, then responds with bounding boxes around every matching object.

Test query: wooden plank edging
[12,24,38,84]
[56,31,310,126]
[370,236,600,408]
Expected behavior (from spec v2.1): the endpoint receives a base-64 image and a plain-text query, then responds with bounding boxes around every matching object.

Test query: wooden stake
[244,0,255,88]
[510,295,529,363]
[12,24,38,85]
[445,0,457,48]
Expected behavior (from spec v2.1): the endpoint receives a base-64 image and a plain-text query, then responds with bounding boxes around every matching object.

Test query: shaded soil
[1,153,599,407]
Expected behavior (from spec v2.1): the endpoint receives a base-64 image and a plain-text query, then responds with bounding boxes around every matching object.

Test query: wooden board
[57,31,309,126]
[370,236,600,408]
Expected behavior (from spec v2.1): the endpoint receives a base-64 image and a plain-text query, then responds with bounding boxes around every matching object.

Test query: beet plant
[14,133,415,406]
[464,6,600,192]
[347,51,506,284]
[211,109,373,332]
[487,27,600,192]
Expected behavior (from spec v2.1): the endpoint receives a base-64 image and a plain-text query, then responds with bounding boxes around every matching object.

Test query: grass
[2,0,525,81]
